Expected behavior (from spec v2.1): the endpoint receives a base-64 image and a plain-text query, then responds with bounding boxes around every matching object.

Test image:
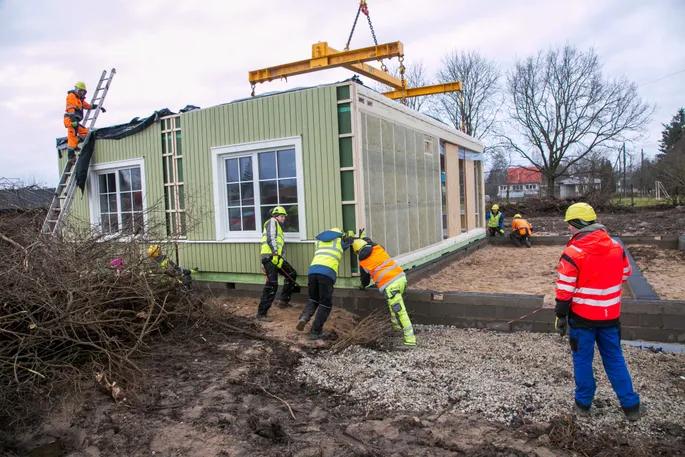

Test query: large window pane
[278,179,298,204]
[99,194,108,213]
[99,174,107,193]
[134,212,145,233]
[282,205,298,232]
[239,157,253,181]
[119,169,132,192]
[107,173,116,193]
[176,158,183,182]
[260,181,278,205]
[242,208,256,231]
[241,182,254,205]
[258,151,276,179]
[108,194,118,213]
[260,206,273,228]
[109,214,119,233]
[227,184,240,205]
[122,213,133,234]
[121,193,132,212]
[101,215,110,233]
[225,158,239,183]
[131,168,142,191]
[277,149,296,178]
[228,207,242,231]
[133,191,143,211]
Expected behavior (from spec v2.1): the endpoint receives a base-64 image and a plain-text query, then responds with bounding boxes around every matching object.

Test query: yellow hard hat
[74,81,87,91]
[147,244,161,258]
[564,203,596,222]
[352,239,367,254]
[514,214,522,219]
[272,206,287,216]
[492,204,499,211]
[331,227,342,233]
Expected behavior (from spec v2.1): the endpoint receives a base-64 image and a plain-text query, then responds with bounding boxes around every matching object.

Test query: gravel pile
[297,326,685,438]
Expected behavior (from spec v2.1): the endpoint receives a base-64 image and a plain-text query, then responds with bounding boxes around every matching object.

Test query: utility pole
[641,148,644,197]
[623,143,627,199]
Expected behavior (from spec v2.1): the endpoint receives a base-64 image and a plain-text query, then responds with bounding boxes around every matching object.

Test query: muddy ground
[2,300,683,457]
[409,245,630,304]
[628,245,685,301]
[525,208,685,236]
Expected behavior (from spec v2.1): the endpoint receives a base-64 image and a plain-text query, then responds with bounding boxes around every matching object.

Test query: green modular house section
[59,84,352,284]
[56,82,483,287]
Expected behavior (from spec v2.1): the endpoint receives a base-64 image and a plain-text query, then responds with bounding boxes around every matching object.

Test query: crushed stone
[297,326,685,439]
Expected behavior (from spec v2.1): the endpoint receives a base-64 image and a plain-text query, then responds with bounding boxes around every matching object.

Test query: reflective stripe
[370,259,392,277]
[572,296,622,307]
[556,283,576,292]
[403,326,414,334]
[315,252,340,261]
[623,267,631,273]
[317,246,343,256]
[570,245,583,253]
[622,275,629,280]
[575,284,622,296]
[374,262,398,287]
[558,273,577,283]
[378,272,405,293]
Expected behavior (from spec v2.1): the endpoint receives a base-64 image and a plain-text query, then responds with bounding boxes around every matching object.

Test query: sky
[1,0,683,187]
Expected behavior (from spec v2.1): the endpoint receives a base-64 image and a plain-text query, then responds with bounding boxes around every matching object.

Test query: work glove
[555,316,567,336]
[71,121,78,128]
[271,255,284,269]
[347,230,355,238]
[499,228,505,234]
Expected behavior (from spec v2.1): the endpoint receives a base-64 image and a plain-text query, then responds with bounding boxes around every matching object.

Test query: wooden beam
[248,41,404,85]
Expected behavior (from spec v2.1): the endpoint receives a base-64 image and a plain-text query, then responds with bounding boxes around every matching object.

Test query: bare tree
[433,50,502,141]
[503,45,653,198]
[373,59,432,112]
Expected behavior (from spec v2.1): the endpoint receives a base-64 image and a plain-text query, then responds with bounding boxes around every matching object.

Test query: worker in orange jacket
[352,233,416,349]
[63,81,106,163]
[510,213,532,248]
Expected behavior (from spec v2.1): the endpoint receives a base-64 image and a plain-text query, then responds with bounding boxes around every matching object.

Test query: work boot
[574,401,593,417]
[274,300,292,309]
[296,319,307,331]
[525,238,532,248]
[307,331,332,341]
[624,404,647,421]
[255,314,272,323]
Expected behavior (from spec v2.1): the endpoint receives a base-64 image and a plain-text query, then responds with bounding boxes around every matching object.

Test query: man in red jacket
[554,203,646,421]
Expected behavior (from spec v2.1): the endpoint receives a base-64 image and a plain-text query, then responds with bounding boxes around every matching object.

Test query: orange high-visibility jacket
[359,245,405,293]
[512,218,532,236]
[555,228,631,326]
[64,90,92,123]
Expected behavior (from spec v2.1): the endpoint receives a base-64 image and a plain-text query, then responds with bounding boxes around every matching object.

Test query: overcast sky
[1,0,683,186]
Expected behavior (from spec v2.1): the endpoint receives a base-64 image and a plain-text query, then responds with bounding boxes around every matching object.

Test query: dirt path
[628,245,685,301]
[4,300,683,457]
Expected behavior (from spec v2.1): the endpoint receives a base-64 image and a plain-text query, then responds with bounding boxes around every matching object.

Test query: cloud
[0,0,683,185]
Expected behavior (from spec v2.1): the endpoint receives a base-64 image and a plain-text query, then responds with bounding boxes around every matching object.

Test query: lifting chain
[399,56,407,105]
[344,1,388,73]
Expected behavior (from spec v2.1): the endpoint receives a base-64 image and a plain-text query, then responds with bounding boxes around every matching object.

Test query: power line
[638,69,685,87]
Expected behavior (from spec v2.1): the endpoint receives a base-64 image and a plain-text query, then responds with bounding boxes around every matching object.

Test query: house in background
[497,167,542,200]
[0,184,54,213]
[55,80,485,287]
[558,176,602,199]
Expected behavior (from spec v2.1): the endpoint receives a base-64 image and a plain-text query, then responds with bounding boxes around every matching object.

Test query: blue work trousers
[569,324,639,409]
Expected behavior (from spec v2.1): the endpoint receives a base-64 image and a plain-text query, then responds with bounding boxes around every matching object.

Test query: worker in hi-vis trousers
[353,234,416,349]
[63,81,106,163]
[296,228,354,339]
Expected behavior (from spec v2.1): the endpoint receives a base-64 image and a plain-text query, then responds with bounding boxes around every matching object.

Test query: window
[161,116,185,237]
[212,137,305,241]
[89,160,146,236]
[424,135,433,156]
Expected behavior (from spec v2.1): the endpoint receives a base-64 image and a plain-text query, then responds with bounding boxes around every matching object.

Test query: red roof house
[506,167,542,185]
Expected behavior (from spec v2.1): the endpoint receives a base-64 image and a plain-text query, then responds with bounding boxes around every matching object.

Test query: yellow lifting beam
[248,41,404,85]
[383,81,463,99]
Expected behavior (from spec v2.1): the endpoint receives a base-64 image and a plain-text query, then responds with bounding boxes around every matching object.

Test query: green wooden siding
[178,85,344,278]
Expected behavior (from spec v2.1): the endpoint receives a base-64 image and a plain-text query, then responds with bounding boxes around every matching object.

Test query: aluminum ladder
[42,68,116,235]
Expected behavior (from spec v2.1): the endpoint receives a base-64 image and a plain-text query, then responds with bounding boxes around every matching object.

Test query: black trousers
[510,230,531,247]
[257,257,298,316]
[487,227,504,237]
[300,274,335,334]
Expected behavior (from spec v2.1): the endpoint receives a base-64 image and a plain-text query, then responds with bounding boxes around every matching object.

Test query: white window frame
[211,136,307,242]
[87,158,147,239]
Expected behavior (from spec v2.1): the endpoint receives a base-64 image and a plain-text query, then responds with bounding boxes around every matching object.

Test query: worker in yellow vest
[486,204,505,236]
[352,235,417,349]
[296,228,354,339]
[256,206,298,322]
